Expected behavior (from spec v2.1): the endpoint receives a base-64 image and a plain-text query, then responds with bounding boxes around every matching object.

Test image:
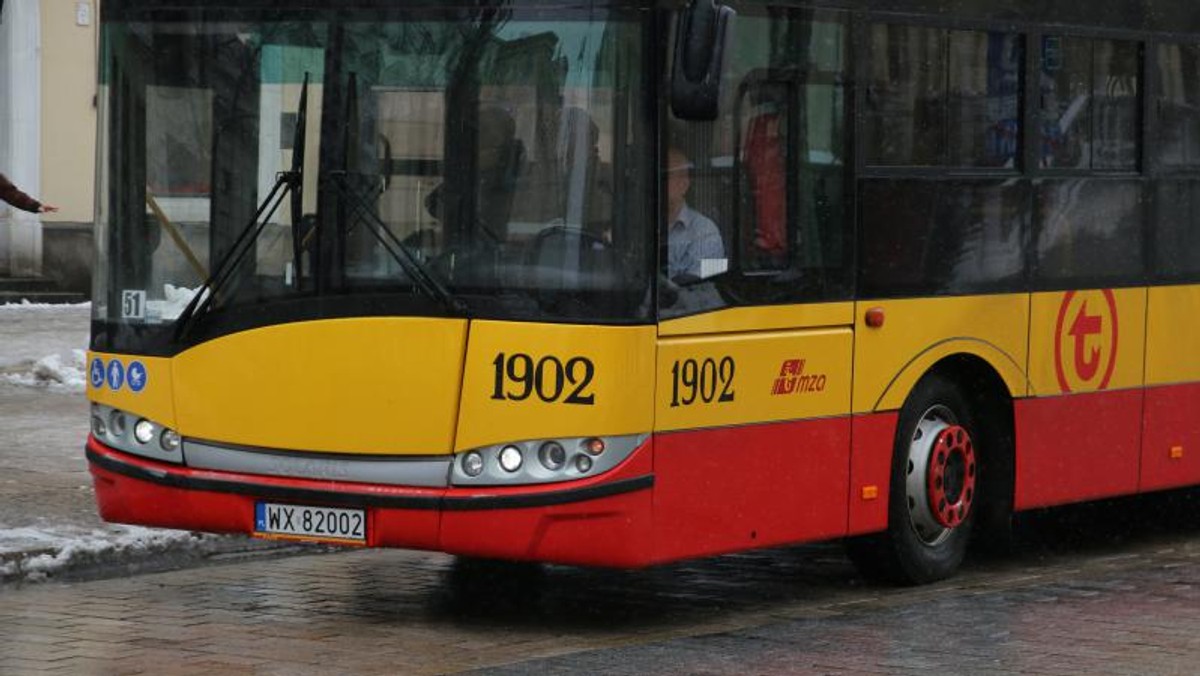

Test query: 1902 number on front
[490,352,596,405]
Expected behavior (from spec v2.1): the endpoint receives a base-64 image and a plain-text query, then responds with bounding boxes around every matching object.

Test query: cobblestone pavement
[1,495,1198,676]
[0,383,294,582]
[0,386,93,533]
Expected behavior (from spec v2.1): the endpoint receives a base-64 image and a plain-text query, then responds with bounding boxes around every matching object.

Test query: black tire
[848,373,982,585]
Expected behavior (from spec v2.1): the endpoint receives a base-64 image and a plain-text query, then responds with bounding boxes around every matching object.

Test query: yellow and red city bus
[87,0,1200,584]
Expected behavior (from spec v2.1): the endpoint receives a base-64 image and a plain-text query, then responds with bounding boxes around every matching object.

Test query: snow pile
[0,299,91,310]
[2,349,88,392]
[0,525,217,583]
[0,301,90,392]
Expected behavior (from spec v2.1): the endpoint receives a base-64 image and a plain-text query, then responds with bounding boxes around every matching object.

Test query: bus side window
[663,8,851,319]
[738,80,789,272]
[1039,36,1139,170]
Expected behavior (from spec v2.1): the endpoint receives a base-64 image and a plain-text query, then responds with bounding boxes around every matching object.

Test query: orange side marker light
[1170,446,1184,460]
[864,307,885,328]
[861,485,879,500]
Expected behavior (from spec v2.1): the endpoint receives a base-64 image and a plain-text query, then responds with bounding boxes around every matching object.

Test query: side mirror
[670,0,736,121]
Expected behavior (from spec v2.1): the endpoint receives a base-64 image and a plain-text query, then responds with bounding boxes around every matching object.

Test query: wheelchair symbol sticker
[90,358,105,389]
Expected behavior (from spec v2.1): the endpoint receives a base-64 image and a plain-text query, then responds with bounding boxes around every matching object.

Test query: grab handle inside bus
[670,0,735,121]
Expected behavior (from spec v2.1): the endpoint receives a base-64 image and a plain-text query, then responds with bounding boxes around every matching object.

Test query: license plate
[254,502,366,545]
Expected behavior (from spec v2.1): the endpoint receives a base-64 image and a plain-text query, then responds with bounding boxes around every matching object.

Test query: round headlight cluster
[91,413,107,437]
[538,441,566,470]
[134,419,156,444]
[462,451,484,477]
[108,410,128,436]
[91,404,183,459]
[498,445,524,473]
[453,435,628,485]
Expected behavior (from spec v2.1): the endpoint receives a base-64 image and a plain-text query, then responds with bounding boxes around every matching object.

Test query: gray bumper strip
[182,440,451,488]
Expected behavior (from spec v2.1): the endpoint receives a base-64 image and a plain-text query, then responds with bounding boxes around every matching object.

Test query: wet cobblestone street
[2,497,1198,675]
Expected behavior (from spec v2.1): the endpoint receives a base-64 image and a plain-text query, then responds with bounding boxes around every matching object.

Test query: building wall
[40,0,98,224]
[38,0,99,292]
[0,0,44,276]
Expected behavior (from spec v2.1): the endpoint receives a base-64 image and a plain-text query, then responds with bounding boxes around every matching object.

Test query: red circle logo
[1053,289,1119,393]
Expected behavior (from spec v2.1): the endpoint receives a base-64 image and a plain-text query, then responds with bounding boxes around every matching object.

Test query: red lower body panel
[89,415,864,567]
[437,448,656,567]
[90,384,1200,569]
[1014,389,1143,510]
[847,412,898,536]
[88,436,654,566]
[651,417,851,562]
[1141,382,1200,492]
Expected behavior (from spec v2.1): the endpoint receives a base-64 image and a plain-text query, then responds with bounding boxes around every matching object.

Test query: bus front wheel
[850,373,980,584]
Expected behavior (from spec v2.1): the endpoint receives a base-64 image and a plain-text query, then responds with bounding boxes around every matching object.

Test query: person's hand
[38,204,59,213]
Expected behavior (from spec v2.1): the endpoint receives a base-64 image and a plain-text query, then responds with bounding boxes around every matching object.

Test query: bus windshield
[93,2,654,352]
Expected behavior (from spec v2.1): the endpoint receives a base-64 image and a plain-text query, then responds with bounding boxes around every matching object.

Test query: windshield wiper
[327,170,466,314]
[173,76,311,342]
[331,73,465,315]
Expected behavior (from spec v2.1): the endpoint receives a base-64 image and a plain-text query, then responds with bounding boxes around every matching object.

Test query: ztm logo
[1053,289,1119,393]
[770,358,827,395]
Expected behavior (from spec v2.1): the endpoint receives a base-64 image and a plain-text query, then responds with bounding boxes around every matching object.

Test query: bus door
[651,6,856,562]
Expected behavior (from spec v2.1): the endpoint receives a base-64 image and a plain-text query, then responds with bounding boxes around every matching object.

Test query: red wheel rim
[926,425,976,529]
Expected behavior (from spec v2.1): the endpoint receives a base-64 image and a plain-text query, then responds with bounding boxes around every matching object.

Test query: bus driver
[664,147,724,284]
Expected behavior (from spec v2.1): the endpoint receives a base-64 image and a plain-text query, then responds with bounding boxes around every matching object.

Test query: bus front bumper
[85,436,656,567]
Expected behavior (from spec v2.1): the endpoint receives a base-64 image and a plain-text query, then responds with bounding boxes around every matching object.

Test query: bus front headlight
[133,419,155,444]
[498,445,524,473]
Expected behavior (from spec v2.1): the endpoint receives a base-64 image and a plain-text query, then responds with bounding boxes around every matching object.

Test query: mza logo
[1054,289,1118,393]
[770,358,826,395]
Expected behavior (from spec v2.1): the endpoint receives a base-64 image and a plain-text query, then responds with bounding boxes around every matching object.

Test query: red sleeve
[744,114,787,255]
[0,173,42,213]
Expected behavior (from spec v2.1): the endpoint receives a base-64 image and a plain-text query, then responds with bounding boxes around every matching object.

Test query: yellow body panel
[454,322,656,451]
[658,302,855,336]
[852,294,1029,413]
[172,318,468,455]
[655,328,853,431]
[87,353,177,428]
[1028,288,1146,395]
[1145,284,1200,386]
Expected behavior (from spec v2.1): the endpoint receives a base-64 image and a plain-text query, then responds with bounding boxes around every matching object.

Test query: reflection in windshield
[93,7,652,351]
[335,16,650,318]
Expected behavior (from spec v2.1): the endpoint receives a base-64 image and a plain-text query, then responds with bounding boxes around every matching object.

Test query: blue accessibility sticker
[106,359,125,391]
[90,358,105,389]
[126,361,148,393]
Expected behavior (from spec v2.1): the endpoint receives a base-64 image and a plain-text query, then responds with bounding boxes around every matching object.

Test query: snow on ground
[0,300,236,583]
[0,301,91,393]
[0,525,216,583]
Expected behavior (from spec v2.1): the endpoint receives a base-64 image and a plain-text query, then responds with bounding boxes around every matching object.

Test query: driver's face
[666,150,691,212]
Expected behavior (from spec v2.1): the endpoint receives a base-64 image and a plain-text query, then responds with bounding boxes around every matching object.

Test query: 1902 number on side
[670,356,736,407]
